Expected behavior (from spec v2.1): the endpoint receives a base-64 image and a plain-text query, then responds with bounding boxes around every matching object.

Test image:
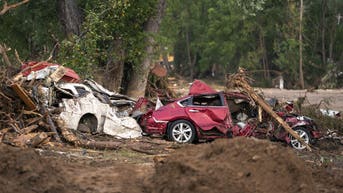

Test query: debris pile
[227,68,312,150]
[145,137,316,193]
[0,62,141,149]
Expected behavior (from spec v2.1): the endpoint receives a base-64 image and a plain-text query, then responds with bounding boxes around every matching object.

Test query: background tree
[160,0,343,88]
[57,0,82,37]
[1,0,342,92]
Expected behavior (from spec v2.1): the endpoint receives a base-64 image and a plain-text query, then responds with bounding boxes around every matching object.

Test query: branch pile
[227,67,312,151]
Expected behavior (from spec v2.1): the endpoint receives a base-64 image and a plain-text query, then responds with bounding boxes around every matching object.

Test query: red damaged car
[134,80,321,149]
[136,80,232,143]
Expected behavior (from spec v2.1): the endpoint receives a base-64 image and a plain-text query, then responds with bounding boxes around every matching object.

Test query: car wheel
[77,114,98,133]
[289,127,311,150]
[168,120,196,143]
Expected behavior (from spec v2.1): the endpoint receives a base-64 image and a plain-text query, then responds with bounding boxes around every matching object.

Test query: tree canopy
[0,0,342,91]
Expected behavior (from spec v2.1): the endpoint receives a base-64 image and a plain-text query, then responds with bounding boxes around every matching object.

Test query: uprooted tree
[227,67,312,151]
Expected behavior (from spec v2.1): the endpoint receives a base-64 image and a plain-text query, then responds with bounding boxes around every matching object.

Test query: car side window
[75,86,89,97]
[192,94,223,106]
[179,98,190,107]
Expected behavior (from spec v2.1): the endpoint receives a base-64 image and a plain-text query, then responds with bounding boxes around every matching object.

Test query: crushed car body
[15,61,142,139]
[55,83,141,139]
[134,80,321,149]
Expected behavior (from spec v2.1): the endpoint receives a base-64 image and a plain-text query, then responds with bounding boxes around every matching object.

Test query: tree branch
[0,0,29,16]
[0,43,12,66]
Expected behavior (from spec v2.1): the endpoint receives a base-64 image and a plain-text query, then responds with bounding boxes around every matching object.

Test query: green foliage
[59,0,157,78]
[0,0,342,88]
[161,0,343,88]
[0,0,63,61]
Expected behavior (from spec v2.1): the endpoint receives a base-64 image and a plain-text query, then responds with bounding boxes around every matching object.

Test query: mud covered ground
[0,135,342,193]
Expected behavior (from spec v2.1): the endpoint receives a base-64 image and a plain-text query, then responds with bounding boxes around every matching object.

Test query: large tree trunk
[126,0,166,99]
[57,0,82,37]
[299,0,305,89]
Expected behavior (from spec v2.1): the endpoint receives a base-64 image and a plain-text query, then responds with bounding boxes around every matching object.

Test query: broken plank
[57,119,121,150]
[22,124,39,134]
[10,83,36,110]
[25,116,42,126]
[49,65,66,82]
[26,132,48,147]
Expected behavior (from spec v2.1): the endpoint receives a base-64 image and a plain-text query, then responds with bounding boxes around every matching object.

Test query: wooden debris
[39,104,61,142]
[153,154,169,163]
[22,124,39,134]
[10,83,36,110]
[12,133,36,147]
[227,68,312,151]
[0,128,10,142]
[27,132,48,147]
[57,119,122,150]
[25,116,42,126]
[49,65,66,82]
[0,44,12,66]
[0,0,30,15]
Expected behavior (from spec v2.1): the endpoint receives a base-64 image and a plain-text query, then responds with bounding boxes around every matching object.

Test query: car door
[185,93,230,132]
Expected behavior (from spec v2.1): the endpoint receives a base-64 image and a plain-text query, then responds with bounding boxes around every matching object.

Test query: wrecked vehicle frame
[14,61,142,139]
[134,80,321,150]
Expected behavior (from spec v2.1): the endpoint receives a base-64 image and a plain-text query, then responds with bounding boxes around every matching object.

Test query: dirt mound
[146,137,317,193]
[0,144,82,193]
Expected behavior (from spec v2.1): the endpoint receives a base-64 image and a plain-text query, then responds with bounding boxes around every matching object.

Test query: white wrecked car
[48,81,142,139]
[15,61,141,139]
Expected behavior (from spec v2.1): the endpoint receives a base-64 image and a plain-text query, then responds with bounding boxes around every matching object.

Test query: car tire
[168,120,196,143]
[289,127,312,150]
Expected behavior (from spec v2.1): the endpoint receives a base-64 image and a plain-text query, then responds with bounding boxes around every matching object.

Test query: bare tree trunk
[57,0,82,37]
[321,0,327,66]
[0,44,12,66]
[299,0,305,89]
[259,27,270,80]
[328,0,337,61]
[126,0,166,99]
[102,38,125,92]
[185,28,196,80]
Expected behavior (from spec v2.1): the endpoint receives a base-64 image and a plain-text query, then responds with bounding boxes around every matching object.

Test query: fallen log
[39,104,61,142]
[25,116,42,126]
[22,124,38,134]
[0,44,12,66]
[56,119,122,150]
[227,68,312,151]
[27,132,48,147]
[0,128,10,142]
